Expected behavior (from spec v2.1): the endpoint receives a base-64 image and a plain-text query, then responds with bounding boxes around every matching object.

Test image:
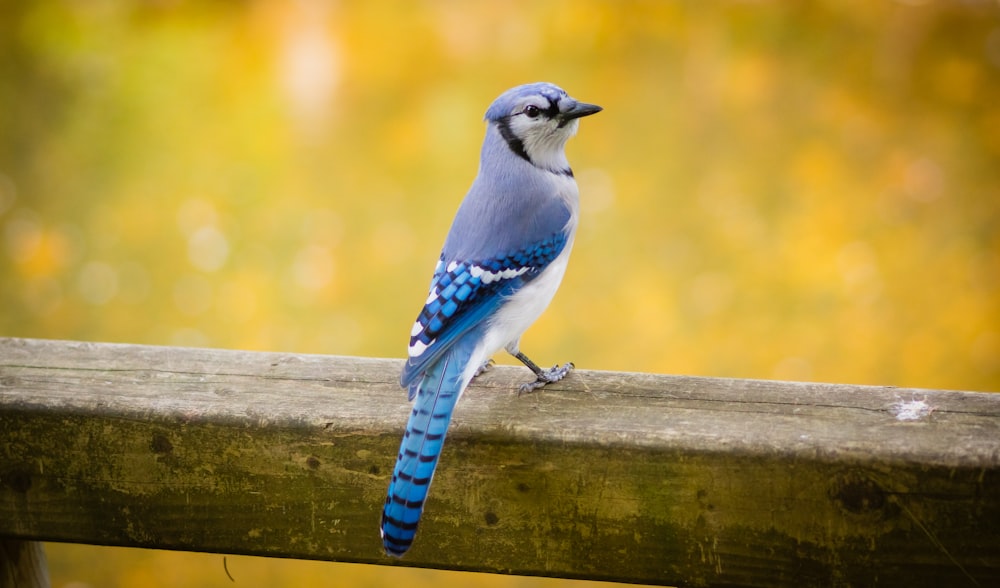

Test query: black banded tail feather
[381,342,472,556]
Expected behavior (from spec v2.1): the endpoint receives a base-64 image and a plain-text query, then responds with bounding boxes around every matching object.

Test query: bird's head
[484,82,602,174]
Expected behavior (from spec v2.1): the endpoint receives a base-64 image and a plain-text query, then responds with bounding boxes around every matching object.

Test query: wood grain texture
[1,337,998,587]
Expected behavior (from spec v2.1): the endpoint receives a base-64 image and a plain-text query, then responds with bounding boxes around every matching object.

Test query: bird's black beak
[562,101,603,121]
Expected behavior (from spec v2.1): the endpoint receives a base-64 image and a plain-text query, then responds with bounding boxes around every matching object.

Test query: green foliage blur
[2,1,998,586]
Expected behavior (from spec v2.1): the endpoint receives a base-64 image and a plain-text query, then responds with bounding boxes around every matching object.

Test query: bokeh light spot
[280,0,341,138]
[188,226,230,272]
[291,245,335,292]
[77,261,119,306]
[5,211,42,264]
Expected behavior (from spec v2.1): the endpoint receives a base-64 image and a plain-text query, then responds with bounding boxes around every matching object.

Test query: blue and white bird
[380,82,601,557]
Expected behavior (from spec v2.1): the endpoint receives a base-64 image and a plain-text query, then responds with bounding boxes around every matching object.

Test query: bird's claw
[518,362,574,396]
[473,359,495,379]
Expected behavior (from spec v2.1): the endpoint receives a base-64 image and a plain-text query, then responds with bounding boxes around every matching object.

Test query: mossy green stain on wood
[3,411,389,557]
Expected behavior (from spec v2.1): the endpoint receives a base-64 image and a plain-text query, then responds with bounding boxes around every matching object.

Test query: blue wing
[400,230,568,395]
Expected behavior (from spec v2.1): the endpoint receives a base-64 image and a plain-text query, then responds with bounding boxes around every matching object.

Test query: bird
[380,82,601,557]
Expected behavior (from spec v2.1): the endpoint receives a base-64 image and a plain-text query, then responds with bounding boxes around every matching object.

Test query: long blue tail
[381,344,472,556]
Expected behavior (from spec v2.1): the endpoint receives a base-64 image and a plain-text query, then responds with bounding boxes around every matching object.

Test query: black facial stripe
[541,96,560,119]
[497,117,531,164]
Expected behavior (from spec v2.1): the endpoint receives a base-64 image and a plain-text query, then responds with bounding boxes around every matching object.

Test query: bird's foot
[518,362,574,396]
[473,358,495,379]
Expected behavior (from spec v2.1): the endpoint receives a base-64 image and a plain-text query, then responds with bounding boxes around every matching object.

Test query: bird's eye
[523,105,541,118]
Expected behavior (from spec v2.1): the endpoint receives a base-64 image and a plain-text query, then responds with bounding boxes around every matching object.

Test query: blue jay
[380,82,601,557]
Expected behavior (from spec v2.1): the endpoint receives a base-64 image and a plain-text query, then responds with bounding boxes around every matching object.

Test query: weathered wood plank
[1,336,998,586]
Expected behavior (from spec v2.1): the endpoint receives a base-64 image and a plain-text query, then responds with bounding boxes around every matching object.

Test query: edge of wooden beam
[2,337,999,586]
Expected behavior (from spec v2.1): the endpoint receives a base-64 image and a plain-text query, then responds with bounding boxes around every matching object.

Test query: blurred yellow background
[2,0,998,586]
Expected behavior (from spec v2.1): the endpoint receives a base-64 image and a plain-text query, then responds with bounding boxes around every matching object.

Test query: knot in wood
[831,472,887,516]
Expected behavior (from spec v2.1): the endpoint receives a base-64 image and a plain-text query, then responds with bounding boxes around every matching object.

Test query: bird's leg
[473,358,495,379]
[512,351,574,395]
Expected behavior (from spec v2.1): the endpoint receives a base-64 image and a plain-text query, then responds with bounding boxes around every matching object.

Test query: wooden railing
[1,337,998,587]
